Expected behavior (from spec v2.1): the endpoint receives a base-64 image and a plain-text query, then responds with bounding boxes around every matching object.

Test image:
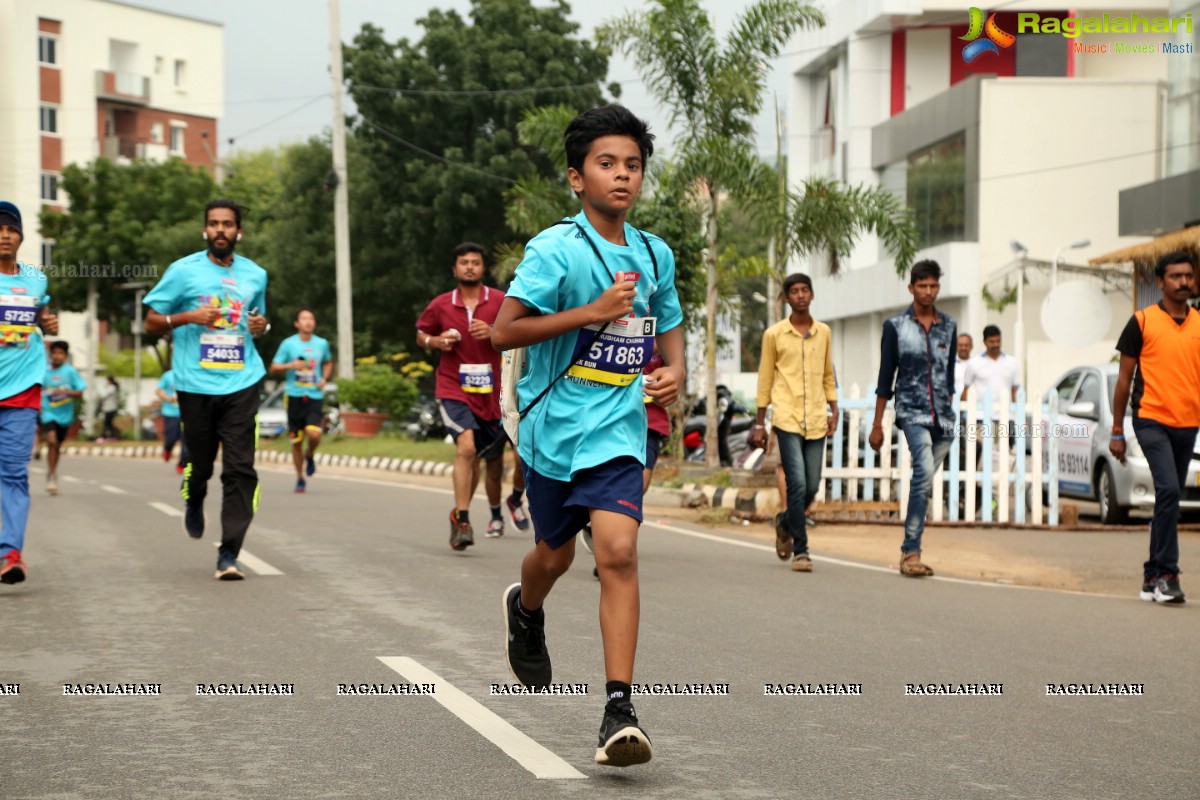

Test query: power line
[355,115,515,185]
[227,94,329,146]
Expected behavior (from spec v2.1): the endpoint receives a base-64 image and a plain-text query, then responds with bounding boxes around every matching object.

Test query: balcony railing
[102,136,146,161]
[95,70,150,104]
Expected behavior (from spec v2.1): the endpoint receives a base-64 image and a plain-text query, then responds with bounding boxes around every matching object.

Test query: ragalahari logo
[960,8,1016,62]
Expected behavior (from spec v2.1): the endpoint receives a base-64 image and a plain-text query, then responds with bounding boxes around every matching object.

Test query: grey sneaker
[214,555,244,581]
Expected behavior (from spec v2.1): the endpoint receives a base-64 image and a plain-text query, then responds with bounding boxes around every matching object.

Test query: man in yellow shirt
[748,273,838,572]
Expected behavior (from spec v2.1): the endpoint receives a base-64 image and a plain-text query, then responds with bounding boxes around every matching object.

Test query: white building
[0,0,223,274]
[785,1,1187,396]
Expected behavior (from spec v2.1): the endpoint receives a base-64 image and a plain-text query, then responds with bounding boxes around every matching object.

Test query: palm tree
[601,0,824,467]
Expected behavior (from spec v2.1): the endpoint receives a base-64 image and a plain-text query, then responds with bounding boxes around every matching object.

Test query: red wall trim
[891,30,906,117]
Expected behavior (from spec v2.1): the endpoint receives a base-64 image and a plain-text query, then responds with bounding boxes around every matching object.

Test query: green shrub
[337,364,419,418]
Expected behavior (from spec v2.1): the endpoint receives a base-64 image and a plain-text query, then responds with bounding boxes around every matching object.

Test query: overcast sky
[128,0,791,160]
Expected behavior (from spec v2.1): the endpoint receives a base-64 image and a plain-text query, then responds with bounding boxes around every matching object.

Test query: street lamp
[1010,240,1028,378]
[1051,237,1091,289]
[120,281,154,440]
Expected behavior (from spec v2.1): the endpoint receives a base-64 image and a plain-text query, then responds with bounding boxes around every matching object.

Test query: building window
[906,132,966,250]
[155,56,163,75]
[38,35,57,65]
[170,123,186,154]
[174,59,186,88]
[40,173,58,202]
[41,242,54,269]
[150,122,164,144]
[39,105,58,134]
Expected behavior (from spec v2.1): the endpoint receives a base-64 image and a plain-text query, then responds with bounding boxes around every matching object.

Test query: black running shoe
[306,454,316,477]
[183,504,205,539]
[502,583,551,688]
[1140,579,1155,601]
[595,703,653,767]
[1153,574,1186,604]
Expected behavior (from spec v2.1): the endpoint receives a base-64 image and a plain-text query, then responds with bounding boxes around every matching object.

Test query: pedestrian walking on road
[1111,250,1200,604]
[417,243,529,549]
[143,199,269,581]
[98,375,120,441]
[40,340,85,496]
[270,308,333,494]
[0,200,59,586]
[491,105,685,768]
[870,260,958,578]
[749,273,838,573]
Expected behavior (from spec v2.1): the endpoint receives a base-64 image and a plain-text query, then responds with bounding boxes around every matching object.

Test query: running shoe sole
[596,723,653,767]
[0,563,26,584]
[215,564,245,580]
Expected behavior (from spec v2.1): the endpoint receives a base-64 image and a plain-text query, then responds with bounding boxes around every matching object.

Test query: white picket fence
[814,384,1066,525]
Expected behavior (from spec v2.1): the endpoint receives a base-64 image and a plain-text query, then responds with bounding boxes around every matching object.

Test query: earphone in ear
[236,232,242,241]
[202,231,208,241]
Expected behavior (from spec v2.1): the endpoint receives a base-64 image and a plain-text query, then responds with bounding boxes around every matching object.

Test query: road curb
[55,445,456,478]
[680,482,780,517]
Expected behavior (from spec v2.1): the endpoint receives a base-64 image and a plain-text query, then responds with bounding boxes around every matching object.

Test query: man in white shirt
[962,325,1020,405]
[954,334,973,395]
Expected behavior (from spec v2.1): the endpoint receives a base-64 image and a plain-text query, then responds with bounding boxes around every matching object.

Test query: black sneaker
[502,583,551,688]
[1140,579,1156,601]
[449,510,474,551]
[1152,574,1186,604]
[214,555,244,581]
[305,454,316,477]
[183,504,205,539]
[595,703,653,767]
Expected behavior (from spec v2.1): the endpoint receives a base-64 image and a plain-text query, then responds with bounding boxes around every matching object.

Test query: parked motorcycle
[683,385,752,466]
[405,396,447,441]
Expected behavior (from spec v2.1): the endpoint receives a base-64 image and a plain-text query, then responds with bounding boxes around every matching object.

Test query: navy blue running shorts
[523,456,644,550]
[437,398,503,460]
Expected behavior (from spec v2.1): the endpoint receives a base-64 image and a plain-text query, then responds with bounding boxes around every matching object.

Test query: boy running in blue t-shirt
[40,340,86,495]
[492,106,685,767]
[270,308,333,494]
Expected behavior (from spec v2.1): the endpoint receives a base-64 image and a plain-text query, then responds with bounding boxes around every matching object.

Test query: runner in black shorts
[417,243,529,549]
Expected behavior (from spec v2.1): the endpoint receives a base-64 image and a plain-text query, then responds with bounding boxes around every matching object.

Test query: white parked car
[1044,364,1200,523]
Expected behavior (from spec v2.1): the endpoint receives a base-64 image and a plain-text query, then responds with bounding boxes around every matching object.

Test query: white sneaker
[46,474,59,496]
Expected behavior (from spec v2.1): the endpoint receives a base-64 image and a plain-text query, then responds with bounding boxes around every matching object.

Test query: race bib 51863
[568,317,656,387]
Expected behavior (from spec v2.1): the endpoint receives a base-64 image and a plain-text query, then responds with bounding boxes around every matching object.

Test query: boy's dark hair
[1155,250,1197,278]
[293,307,315,323]
[982,324,1001,339]
[205,199,245,228]
[564,105,655,176]
[783,273,813,294]
[451,242,487,265]
[909,259,942,284]
[49,340,68,353]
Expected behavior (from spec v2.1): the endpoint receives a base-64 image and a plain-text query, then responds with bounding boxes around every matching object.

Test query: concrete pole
[329,0,355,379]
[132,289,144,440]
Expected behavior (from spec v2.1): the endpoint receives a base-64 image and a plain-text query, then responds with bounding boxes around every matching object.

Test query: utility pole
[329,0,355,379]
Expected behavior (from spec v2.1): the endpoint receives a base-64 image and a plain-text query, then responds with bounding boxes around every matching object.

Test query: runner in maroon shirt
[416,243,529,550]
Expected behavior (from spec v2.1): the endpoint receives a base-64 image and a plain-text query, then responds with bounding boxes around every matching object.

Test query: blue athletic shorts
[645,431,665,472]
[524,456,644,549]
[437,399,502,460]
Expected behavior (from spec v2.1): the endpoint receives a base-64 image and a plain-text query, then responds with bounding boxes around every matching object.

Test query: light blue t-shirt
[0,262,48,401]
[508,213,683,481]
[41,362,86,426]
[272,333,332,400]
[143,251,267,396]
[158,370,180,418]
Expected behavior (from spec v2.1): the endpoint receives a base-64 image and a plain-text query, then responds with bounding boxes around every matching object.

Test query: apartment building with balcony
[785,1,1191,395]
[0,0,223,269]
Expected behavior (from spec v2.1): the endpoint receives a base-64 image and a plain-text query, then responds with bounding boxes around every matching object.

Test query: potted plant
[336,364,419,437]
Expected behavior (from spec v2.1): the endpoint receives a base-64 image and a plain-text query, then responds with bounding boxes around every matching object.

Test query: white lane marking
[149,501,183,518]
[377,656,585,780]
[100,484,127,495]
[211,542,283,576]
[179,463,1127,600]
[61,475,80,483]
[640,519,1129,600]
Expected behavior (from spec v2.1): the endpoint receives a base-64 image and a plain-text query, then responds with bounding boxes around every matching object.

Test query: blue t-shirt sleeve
[271,339,292,364]
[70,367,86,391]
[158,374,169,390]
[646,238,683,334]
[507,240,565,316]
[143,261,186,315]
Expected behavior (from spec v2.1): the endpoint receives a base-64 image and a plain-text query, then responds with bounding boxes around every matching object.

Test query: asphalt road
[3,456,1197,799]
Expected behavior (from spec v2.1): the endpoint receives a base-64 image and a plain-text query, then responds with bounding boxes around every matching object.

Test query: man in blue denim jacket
[869,260,957,577]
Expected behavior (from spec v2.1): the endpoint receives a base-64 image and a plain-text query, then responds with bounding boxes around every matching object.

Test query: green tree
[342,0,612,353]
[601,0,823,466]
